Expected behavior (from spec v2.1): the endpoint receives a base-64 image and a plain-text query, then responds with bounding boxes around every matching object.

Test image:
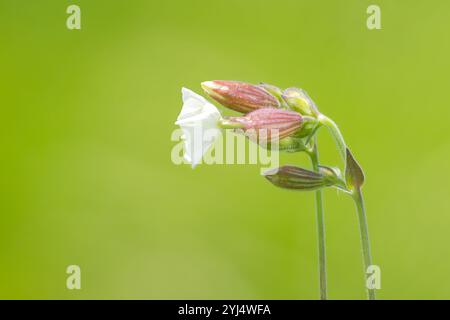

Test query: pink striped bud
[226,108,303,142]
[201,80,280,113]
[263,165,345,191]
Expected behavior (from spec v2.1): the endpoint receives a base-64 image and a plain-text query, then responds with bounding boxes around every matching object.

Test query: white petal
[176,88,208,122]
[175,88,222,168]
[182,87,208,104]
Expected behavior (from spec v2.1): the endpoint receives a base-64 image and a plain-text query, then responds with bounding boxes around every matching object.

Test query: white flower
[175,88,222,168]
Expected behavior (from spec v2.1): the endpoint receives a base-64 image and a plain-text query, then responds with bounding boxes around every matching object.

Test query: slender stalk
[308,137,327,300]
[313,113,374,299]
[352,188,376,300]
[318,114,346,162]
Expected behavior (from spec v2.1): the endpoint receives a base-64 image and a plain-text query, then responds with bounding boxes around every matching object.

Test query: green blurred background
[1,0,449,299]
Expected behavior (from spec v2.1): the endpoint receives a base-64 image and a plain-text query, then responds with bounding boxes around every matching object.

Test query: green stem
[308,137,327,300]
[318,114,346,162]
[352,188,376,300]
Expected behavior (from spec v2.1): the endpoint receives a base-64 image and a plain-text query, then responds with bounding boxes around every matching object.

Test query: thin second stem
[352,188,376,300]
[308,137,327,300]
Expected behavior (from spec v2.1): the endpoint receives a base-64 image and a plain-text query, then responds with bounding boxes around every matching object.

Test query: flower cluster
[174,80,354,193]
[176,81,318,169]
[174,80,372,300]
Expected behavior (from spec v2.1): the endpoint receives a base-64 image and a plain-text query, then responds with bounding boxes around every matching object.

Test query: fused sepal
[263,165,336,191]
[225,108,303,142]
[319,165,347,191]
[201,80,280,113]
[258,83,287,107]
[282,87,319,116]
[260,136,307,153]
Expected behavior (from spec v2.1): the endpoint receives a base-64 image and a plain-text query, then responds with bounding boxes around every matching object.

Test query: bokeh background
[1,0,449,299]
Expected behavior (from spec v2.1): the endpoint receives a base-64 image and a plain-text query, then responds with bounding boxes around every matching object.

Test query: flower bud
[201,80,280,113]
[263,166,333,191]
[226,108,303,142]
[282,87,318,116]
[264,165,347,191]
[258,83,285,105]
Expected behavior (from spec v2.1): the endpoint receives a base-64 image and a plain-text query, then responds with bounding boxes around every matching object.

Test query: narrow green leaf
[345,148,365,190]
